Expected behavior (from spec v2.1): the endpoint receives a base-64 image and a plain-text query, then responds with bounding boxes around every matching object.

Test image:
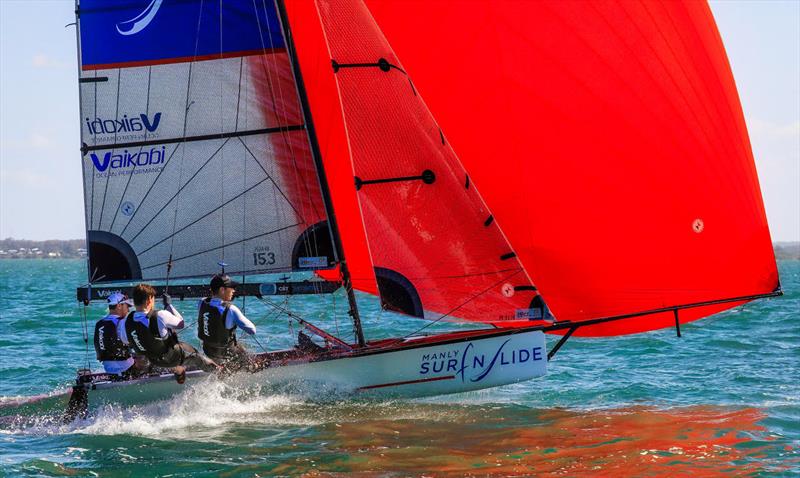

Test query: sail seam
[117,143,181,237]
[237,137,304,220]
[134,176,273,256]
[96,68,122,230]
[127,139,231,244]
[110,66,154,233]
[141,222,303,270]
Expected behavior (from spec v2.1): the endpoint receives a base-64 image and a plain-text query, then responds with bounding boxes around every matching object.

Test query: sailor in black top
[94,292,135,376]
[124,283,219,374]
[198,274,257,367]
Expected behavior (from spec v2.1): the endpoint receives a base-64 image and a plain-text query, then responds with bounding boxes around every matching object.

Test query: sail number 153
[253,252,275,266]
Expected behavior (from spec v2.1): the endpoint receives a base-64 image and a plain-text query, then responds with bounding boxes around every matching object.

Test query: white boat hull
[256,329,547,397]
[14,328,547,417]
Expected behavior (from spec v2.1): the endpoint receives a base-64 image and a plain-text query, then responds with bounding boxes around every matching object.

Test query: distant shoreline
[2,237,798,261]
[0,238,85,259]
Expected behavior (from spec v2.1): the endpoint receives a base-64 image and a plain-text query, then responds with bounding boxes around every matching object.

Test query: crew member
[198,274,257,367]
[94,292,135,376]
[124,283,219,374]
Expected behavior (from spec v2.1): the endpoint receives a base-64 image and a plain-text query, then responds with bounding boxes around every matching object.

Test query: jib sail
[76,0,332,283]
[309,0,552,325]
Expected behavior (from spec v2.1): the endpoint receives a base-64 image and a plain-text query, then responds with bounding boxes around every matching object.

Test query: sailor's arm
[158,303,185,330]
[117,318,129,345]
[228,304,256,335]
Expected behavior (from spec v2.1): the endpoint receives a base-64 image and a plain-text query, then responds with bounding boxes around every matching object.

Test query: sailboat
[50,0,779,417]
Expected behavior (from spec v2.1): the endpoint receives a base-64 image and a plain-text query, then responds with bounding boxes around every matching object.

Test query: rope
[166,0,205,289]
[257,295,307,323]
[81,302,91,371]
[250,334,269,353]
[393,269,526,344]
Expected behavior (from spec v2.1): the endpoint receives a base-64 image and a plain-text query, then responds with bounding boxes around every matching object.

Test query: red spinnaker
[289,0,779,336]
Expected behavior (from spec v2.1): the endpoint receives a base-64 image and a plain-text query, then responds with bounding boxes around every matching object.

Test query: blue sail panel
[78,0,285,70]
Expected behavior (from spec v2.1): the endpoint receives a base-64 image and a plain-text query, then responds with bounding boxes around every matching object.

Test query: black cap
[210,274,239,290]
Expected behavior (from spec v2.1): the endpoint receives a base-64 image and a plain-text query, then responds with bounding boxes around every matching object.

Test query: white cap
[107,292,133,307]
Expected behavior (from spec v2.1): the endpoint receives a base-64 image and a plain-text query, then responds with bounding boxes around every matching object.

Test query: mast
[275,0,366,347]
[74,0,92,285]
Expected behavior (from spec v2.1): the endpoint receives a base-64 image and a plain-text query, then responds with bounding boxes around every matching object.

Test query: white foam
[4,378,472,439]
[71,381,312,440]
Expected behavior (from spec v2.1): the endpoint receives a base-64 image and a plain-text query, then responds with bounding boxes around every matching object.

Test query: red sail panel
[249,53,327,240]
[286,1,378,293]
[357,0,779,336]
[309,0,550,324]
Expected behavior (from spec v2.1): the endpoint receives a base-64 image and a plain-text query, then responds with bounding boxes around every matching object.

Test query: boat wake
[0,379,464,440]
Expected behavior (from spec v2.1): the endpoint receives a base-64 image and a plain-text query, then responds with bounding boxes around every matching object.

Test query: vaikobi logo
[85,112,161,135]
[91,146,166,172]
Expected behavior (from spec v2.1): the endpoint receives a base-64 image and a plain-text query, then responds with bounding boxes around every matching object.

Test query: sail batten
[81,124,306,153]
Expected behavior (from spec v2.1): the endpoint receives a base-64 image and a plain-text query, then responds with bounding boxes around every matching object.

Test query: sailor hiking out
[94,292,137,376]
[124,283,220,376]
[198,274,257,368]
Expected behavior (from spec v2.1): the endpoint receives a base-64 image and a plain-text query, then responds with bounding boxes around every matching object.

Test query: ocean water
[0,259,797,476]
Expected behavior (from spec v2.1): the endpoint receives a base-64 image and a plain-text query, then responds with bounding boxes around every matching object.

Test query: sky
[0,1,798,241]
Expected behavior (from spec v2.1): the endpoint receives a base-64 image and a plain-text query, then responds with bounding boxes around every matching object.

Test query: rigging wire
[80,302,91,371]
[234,5,249,315]
[250,334,269,353]
[166,0,206,291]
[394,269,527,344]
[332,287,339,338]
[257,295,308,325]
[256,0,327,275]
[217,0,228,273]
[79,266,102,371]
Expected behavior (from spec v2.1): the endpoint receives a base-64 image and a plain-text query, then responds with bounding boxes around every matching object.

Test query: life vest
[94,315,131,361]
[124,310,178,360]
[197,298,235,356]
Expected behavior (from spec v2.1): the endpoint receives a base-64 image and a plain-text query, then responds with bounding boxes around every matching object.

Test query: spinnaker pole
[275,0,366,347]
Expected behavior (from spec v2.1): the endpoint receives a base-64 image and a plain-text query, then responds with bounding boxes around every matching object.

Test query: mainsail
[307,0,551,324]
[77,0,332,283]
[296,0,780,335]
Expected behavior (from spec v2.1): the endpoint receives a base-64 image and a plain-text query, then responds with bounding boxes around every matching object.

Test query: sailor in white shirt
[197,274,257,367]
[93,292,135,376]
[123,283,219,375]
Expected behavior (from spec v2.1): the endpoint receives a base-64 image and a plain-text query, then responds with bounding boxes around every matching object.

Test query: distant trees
[0,238,86,258]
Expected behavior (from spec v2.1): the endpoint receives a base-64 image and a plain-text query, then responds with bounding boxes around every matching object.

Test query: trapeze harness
[197,298,236,359]
[94,315,131,361]
[124,310,180,365]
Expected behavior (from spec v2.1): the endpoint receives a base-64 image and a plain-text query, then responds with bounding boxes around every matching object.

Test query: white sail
[77,0,333,282]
